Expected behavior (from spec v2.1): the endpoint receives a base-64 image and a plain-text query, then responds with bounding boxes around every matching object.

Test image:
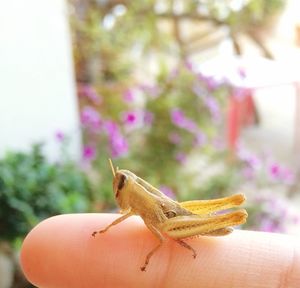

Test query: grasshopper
[92,160,247,271]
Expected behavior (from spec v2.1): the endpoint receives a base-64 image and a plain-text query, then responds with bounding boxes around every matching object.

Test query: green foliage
[0,144,93,241]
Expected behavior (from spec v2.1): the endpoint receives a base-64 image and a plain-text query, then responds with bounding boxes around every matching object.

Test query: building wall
[0,0,81,160]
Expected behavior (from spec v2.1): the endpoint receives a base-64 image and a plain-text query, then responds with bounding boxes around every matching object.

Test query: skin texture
[21,213,300,288]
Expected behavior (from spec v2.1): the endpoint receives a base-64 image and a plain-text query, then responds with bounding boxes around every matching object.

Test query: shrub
[0,144,93,241]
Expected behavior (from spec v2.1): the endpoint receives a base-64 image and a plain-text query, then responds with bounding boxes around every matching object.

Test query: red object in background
[198,56,300,152]
[227,91,257,150]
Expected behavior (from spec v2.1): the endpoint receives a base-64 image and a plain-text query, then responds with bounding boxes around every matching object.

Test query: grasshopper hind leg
[203,227,233,236]
[175,239,197,258]
[173,227,233,260]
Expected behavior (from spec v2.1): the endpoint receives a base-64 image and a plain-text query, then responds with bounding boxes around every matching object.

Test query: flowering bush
[68,0,299,234]
[0,144,93,242]
[77,64,231,209]
[75,64,300,235]
[233,145,300,233]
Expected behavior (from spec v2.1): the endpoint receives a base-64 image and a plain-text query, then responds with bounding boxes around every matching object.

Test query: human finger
[21,213,300,288]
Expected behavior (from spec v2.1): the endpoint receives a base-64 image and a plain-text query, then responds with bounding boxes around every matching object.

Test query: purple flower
[268,198,289,218]
[103,120,118,135]
[104,120,128,158]
[143,111,154,125]
[170,108,198,133]
[121,109,154,131]
[81,106,102,131]
[139,84,161,98]
[192,83,206,98]
[123,89,135,103]
[237,147,261,170]
[268,163,295,184]
[253,193,300,233]
[259,218,281,233]
[238,66,247,79]
[55,130,65,142]
[159,185,176,199]
[194,131,206,147]
[183,119,198,133]
[269,163,281,179]
[175,152,186,164]
[170,108,207,144]
[184,60,194,72]
[110,133,128,158]
[123,111,138,125]
[242,167,255,180]
[204,96,221,123]
[168,132,181,145]
[232,87,249,100]
[170,108,185,126]
[78,84,101,104]
[82,145,96,161]
[292,215,300,225]
[247,155,261,170]
[282,168,295,185]
[198,74,220,91]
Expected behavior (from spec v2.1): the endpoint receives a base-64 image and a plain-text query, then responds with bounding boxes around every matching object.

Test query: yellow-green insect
[92,160,247,271]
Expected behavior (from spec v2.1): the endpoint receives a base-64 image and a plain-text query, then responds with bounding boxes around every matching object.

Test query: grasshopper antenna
[108,158,116,177]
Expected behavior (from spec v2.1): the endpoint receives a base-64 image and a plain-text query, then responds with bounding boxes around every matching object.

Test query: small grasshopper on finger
[92,160,248,272]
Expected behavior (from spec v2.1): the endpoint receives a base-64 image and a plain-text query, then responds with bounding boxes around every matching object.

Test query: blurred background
[1,0,300,287]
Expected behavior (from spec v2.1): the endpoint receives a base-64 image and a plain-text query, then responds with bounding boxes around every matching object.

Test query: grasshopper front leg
[92,211,132,237]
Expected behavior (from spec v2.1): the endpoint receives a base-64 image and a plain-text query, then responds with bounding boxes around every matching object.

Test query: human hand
[21,213,300,288]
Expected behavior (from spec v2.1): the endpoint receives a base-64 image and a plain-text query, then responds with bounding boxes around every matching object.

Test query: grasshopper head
[112,170,136,211]
[109,159,127,199]
[113,171,128,199]
[112,169,138,211]
[109,159,135,210]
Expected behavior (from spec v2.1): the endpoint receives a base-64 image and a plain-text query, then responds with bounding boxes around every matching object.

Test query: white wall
[0,0,81,160]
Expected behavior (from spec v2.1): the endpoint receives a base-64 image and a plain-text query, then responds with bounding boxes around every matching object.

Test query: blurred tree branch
[69,0,285,82]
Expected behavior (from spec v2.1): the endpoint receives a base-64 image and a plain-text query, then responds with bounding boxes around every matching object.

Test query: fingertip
[20,214,154,288]
[20,215,64,287]
[20,217,48,285]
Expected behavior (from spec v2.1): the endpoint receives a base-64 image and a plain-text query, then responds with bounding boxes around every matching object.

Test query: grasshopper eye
[113,173,128,198]
[118,174,126,190]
